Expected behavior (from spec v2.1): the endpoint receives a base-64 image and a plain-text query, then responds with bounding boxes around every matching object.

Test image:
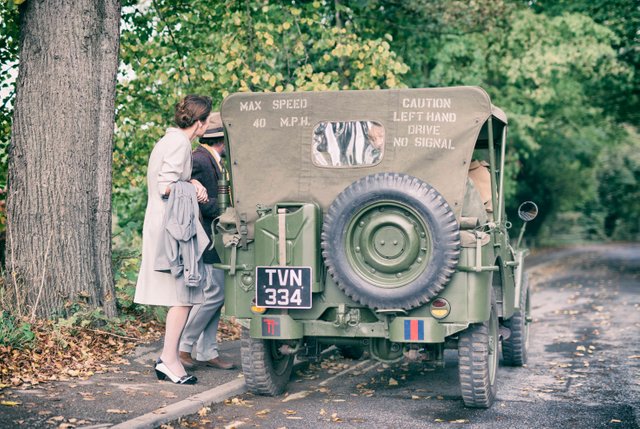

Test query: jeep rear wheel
[241,328,294,396]
[458,297,499,408]
[321,173,460,310]
[502,275,531,366]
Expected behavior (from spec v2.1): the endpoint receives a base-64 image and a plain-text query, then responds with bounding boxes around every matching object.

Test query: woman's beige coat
[135,128,204,306]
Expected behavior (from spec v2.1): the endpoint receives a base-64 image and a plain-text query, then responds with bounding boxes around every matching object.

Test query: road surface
[176,243,640,429]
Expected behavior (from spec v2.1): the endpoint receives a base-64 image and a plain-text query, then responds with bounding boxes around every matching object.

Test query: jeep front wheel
[241,328,294,396]
[502,275,531,366]
[321,173,460,310]
[458,297,499,408]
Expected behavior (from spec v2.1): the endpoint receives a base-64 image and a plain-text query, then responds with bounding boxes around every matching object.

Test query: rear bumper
[246,314,468,343]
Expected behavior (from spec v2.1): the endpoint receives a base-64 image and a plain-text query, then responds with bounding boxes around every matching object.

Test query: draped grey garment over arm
[155,181,209,294]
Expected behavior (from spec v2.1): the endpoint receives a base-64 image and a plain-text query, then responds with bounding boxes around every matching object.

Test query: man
[179,112,235,370]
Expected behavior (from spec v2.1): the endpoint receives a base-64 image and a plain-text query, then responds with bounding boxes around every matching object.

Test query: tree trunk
[5,0,121,319]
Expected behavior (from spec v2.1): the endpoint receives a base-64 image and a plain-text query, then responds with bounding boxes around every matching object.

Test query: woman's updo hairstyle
[174,94,213,129]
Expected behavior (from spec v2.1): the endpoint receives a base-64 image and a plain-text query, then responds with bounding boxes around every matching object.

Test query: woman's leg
[159,305,192,376]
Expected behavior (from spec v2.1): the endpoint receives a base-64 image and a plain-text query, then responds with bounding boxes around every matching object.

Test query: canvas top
[220,86,507,231]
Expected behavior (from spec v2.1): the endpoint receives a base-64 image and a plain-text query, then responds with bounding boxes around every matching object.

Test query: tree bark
[5,0,121,318]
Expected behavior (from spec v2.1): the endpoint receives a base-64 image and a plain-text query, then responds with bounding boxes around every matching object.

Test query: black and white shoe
[154,358,197,384]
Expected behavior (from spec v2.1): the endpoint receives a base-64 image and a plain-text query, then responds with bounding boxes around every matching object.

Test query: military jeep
[215,86,536,408]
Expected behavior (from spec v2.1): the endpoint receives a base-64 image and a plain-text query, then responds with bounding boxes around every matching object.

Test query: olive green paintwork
[217,86,524,356]
[345,201,431,288]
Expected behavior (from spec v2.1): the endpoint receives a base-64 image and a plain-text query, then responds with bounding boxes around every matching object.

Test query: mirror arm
[516,222,528,250]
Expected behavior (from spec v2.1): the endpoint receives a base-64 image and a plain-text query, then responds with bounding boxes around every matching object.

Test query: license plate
[255,266,312,309]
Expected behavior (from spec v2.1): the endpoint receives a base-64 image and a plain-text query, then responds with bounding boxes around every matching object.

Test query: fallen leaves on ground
[0,318,163,389]
[282,390,311,402]
[225,397,252,407]
[0,316,241,390]
[106,408,129,414]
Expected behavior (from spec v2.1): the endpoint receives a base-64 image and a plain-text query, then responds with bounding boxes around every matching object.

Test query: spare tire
[321,173,460,310]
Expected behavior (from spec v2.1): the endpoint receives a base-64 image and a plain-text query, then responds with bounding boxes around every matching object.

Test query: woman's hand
[190,179,209,203]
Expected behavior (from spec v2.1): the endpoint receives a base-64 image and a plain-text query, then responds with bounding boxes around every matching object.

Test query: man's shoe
[179,351,196,370]
[201,357,235,370]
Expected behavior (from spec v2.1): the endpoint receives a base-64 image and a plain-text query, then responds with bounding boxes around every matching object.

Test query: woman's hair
[174,94,213,128]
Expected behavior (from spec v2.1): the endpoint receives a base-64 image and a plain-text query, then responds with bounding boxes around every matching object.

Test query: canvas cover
[220,86,505,235]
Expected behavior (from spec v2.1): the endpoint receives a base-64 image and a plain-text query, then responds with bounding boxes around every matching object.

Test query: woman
[135,94,212,384]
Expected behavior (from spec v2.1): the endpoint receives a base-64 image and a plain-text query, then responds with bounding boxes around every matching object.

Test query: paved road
[175,243,640,429]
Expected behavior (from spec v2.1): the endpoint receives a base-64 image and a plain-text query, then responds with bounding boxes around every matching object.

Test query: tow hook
[333,304,361,328]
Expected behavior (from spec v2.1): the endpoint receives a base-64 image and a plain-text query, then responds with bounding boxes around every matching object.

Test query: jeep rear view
[214,87,536,408]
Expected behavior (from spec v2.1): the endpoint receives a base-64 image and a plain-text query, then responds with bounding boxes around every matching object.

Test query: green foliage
[114,0,409,233]
[112,246,140,312]
[111,242,167,322]
[343,1,635,237]
[526,0,640,126]
[50,301,137,345]
[597,126,640,239]
[0,311,35,350]
[0,2,20,230]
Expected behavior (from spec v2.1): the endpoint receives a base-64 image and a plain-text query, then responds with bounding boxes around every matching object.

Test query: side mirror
[518,201,538,222]
[516,201,538,249]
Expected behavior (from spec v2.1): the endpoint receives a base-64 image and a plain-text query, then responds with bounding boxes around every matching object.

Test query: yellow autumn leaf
[1,401,21,406]
[283,22,291,30]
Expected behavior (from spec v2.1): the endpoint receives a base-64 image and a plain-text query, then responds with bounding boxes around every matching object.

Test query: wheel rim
[488,307,498,384]
[268,340,292,376]
[345,202,432,288]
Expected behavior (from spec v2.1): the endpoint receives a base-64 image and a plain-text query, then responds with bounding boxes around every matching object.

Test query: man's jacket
[192,145,223,264]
